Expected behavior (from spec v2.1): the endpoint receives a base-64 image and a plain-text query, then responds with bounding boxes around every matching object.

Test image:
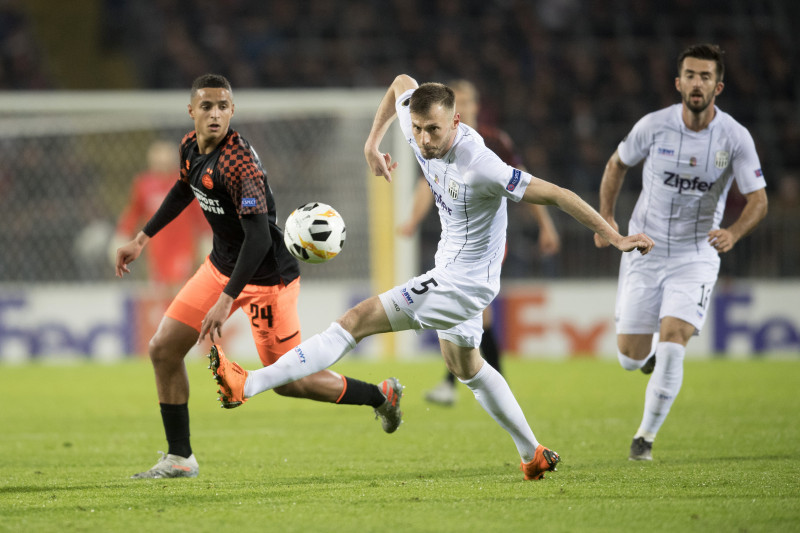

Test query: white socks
[244,322,356,398]
[460,362,539,462]
[635,341,685,441]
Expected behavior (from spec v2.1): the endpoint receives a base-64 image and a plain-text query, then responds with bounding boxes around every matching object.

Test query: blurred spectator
[7,0,799,277]
[772,174,800,277]
[0,0,53,88]
[114,141,207,288]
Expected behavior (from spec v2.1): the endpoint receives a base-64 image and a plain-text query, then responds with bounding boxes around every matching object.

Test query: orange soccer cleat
[373,377,404,433]
[208,344,249,409]
[520,445,561,481]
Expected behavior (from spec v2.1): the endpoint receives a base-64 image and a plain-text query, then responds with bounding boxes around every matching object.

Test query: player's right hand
[114,241,141,278]
[366,149,397,183]
[618,233,655,255]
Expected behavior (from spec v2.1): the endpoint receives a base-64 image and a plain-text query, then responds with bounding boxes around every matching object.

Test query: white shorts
[379,265,500,348]
[615,251,720,335]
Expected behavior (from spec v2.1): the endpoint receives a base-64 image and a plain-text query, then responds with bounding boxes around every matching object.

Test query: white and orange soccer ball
[283,202,346,264]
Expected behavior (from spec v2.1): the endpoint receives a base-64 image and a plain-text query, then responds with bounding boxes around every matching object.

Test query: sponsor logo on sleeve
[241,197,257,207]
[506,168,521,191]
[755,168,763,177]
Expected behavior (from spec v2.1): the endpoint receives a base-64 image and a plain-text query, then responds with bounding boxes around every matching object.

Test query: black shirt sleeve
[142,180,196,237]
[223,213,273,298]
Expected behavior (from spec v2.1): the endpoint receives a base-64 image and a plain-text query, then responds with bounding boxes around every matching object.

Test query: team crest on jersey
[447,179,460,200]
[434,174,440,185]
[714,151,730,169]
[202,173,214,189]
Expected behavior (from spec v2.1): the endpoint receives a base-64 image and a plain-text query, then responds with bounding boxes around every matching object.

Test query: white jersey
[395,88,531,279]
[618,104,765,258]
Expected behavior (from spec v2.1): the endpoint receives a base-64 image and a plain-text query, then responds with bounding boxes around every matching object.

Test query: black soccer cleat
[629,437,653,461]
[640,354,657,375]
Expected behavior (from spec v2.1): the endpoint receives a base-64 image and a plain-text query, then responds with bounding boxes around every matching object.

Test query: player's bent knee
[338,297,392,342]
[147,326,196,365]
[617,351,646,371]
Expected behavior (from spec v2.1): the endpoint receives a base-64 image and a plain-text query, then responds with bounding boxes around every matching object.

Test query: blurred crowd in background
[2,0,798,279]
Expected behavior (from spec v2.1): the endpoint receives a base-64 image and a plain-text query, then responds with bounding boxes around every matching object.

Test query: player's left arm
[199,213,272,343]
[516,163,560,255]
[522,176,654,255]
[708,188,768,253]
[198,145,272,343]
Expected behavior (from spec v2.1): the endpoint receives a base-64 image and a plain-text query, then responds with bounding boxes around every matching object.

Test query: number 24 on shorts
[249,304,273,328]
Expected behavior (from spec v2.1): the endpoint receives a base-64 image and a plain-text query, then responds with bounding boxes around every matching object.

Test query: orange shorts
[165,257,302,366]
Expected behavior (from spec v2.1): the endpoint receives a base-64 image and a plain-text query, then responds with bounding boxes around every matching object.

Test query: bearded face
[676,57,723,114]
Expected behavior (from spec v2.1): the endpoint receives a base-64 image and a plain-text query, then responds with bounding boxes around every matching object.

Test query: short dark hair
[677,43,725,82]
[190,74,232,99]
[409,82,455,116]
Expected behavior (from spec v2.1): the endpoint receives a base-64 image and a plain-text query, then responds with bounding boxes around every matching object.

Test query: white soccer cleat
[424,379,457,406]
[131,452,199,479]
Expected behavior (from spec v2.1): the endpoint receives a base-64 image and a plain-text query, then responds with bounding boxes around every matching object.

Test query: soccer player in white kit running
[209,74,654,480]
[594,44,768,461]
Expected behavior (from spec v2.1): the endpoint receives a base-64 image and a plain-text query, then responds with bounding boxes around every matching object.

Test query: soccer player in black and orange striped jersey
[115,74,402,479]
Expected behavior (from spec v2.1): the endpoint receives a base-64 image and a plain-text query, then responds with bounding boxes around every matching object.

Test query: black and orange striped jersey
[179,129,299,287]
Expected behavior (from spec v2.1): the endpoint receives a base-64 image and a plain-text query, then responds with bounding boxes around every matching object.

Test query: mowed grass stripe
[1,357,798,532]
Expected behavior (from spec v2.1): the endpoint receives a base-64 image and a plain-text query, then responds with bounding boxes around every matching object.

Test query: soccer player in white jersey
[594,44,768,461]
[209,74,654,480]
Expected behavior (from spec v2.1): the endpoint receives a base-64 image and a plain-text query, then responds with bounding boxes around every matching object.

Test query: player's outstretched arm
[114,231,150,278]
[593,149,629,248]
[522,177,654,255]
[364,74,419,183]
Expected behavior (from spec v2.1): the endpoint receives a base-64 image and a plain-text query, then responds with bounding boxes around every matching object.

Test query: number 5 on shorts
[411,278,438,295]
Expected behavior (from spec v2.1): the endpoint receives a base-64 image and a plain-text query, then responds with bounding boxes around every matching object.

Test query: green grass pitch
[1,356,798,532]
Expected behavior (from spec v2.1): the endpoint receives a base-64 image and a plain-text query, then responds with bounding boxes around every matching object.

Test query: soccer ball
[283,202,346,264]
